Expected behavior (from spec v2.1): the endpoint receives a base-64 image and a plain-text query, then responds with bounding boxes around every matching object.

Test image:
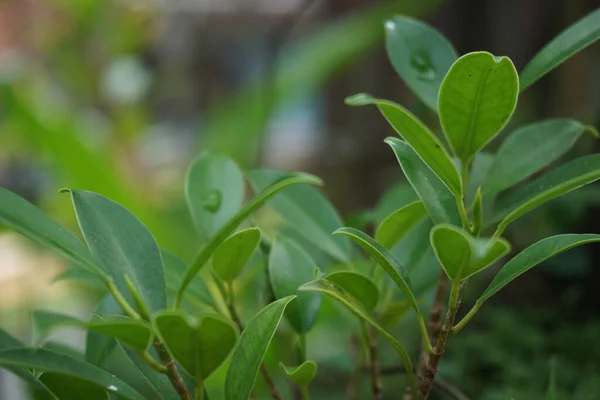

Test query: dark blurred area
[0,0,599,399]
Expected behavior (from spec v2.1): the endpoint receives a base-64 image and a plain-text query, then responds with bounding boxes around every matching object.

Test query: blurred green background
[0,0,599,399]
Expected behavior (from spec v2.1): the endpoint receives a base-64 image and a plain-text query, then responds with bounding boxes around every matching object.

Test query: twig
[366,327,382,400]
[154,340,193,400]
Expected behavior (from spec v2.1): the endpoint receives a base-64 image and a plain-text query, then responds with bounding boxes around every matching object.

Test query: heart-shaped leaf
[269,238,321,333]
[279,361,318,386]
[154,311,238,380]
[385,138,461,226]
[519,8,600,91]
[39,372,108,400]
[212,228,261,282]
[324,271,379,311]
[384,15,457,111]
[375,200,428,248]
[186,153,245,240]
[225,296,296,400]
[439,51,519,163]
[64,190,166,313]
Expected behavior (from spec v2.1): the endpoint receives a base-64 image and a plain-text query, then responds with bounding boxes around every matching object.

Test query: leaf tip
[584,125,600,138]
[344,93,375,106]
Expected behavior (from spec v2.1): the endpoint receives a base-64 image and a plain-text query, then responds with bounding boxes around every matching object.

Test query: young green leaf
[248,169,350,262]
[472,188,483,236]
[324,271,379,311]
[299,280,417,398]
[519,8,600,91]
[39,373,108,400]
[87,317,153,352]
[225,296,296,400]
[385,138,461,225]
[384,15,457,111]
[269,238,321,333]
[0,348,145,400]
[177,172,322,306]
[346,94,462,196]
[493,154,600,234]
[212,228,261,282]
[438,51,519,163]
[278,361,318,386]
[485,119,593,196]
[154,311,238,380]
[375,200,428,248]
[64,190,166,313]
[186,152,245,240]
[478,234,600,304]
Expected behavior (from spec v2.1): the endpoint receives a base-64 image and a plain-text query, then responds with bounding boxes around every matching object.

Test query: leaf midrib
[462,64,492,160]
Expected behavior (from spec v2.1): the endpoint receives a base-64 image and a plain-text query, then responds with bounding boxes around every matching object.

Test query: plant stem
[195,377,204,400]
[452,301,482,334]
[139,350,167,373]
[260,365,283,400]
[106,280,141,321]
[301,385,310,400]
[361,322,382,400]
[154,340,193,400]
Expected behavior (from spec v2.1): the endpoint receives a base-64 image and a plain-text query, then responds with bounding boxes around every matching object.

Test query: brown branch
[367,329,382,400]
[153,340,193,400]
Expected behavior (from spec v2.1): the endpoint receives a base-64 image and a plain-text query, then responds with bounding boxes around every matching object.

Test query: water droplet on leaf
[201,189,222,213]
[410,50,436,82]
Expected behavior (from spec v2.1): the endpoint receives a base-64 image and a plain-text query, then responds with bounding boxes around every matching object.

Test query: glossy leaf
[0,348,144,400]
[439,51,519,162]
[39,372,108,400]
[384,15,457,111]
[346,94,461,195]
[65,190,166,313]
[299,280,417,398]
[324,271,379,310]
[279,361,318,386]
[186,153,245,240]
[375,200,428,248]
[269,238,321,333]
[212,228,261,282]
[225,296,296,400]
[493,154,600,233]
[478,234,600,304]
[385,138,461,225]
[520,8,600,91]
[485,119,592,196]
[248,169,350,262]
[430,224,510,282]
[87,317,153,351]
[177,173,322,305]
[154,311,238,380]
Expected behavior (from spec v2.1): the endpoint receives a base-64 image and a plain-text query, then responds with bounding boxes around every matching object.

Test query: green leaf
[0,186,103,278]
[385,138,461,225]
[32,311,82,344]
[163,251,215,309]
[430,224,510,282]
[373,183,419,223]
[346,95,461,195]
[86,295,121,367]
[87,317,153,351]
[278,361,318,386]
[225,296,296,400]
[438,51,519,162]
[375,201,428,248]
[154,311,238,380]
[519,8,600,91]
[186,153,245,240]
[466,152,494,204]
[299,280,417,398]
[39,373,108,400]
[212,228,261,282]
[248,169,350,262]
[384,15,457,111]
[472,188,483,236]
[0,348,145,399]
[268,238,322,333]
[64,190,166,313]
[177,173,322,306]
[493,154,600,234]
[324,271,379,311]
[0,329,40,387]
[478,234,600,304]
[485,119,592,196]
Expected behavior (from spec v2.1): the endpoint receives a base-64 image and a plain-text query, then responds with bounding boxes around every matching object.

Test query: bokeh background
[1,0,599,399]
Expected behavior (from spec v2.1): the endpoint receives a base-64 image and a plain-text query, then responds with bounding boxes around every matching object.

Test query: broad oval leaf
[154,311,238,380]
[493,154,600,233]
[0,348,144,399]
[269,238,321,333]
[478,234,600,304]
[324,271,379,311]
[519,8,600,91]
[225,296,296,400]
[384,15,458,111]
[278,361,318,386]
[186,153,245,240]
[40,372,108,400]
[65,190,166,313]
[385,138,461,225]
[485,119,592,196]
[346,94,461,195]
[439,51,519,162]
[177,172,322,306]
[212,228,261,282]
[375,200,428,248]
[299,280,417,398]
[248,169,350,262]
